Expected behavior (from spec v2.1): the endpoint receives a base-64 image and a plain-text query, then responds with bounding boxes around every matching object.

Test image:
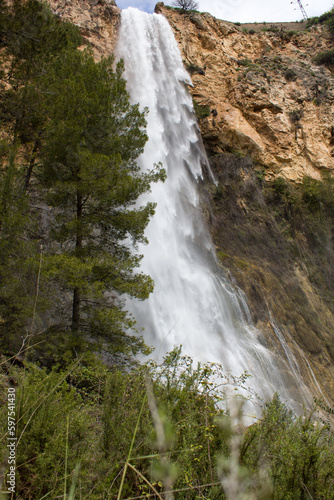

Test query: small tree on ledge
[172,0,199,12]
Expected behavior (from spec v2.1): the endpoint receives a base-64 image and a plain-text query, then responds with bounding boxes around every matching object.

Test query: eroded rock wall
[156,3,334,181]
[48,0,121,59]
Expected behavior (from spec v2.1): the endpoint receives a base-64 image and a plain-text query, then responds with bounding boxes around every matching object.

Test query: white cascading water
[116,8,313,412]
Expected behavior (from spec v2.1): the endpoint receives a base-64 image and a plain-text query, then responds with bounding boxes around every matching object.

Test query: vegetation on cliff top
[307,7,334,33]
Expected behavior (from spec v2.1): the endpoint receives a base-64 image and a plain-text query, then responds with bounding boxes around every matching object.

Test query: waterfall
[116,8,312,412]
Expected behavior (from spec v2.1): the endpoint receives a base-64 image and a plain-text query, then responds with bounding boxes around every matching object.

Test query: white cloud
[117,0,334,22]
[198,0,334,23]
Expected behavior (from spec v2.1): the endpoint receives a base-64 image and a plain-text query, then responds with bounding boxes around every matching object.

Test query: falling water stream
[116,8,313,412]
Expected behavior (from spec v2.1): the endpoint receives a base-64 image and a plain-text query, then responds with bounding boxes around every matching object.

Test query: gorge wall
[155,3,334,180]
[48,0,334,404]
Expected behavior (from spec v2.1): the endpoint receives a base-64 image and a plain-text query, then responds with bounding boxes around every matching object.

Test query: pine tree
[0,0,82,358]
[38,49,165,361]
[0,0,164,364]
[0,0,82,188]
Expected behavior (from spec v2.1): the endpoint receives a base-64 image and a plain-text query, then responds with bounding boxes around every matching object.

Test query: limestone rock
[47,0,120,59]
[157,5,334,180]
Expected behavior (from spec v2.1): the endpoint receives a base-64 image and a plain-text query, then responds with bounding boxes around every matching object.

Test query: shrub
[1,351,334,499]
[242,395,334,500]
[314,49,334,67]
[238,58,253,67]
[186,63,205,75]
[193,98,211,120]
[0,362,101,499]
[289,109,304,123]
[306,8,334,34]
[284,68,298,81]
[318,8,334,24]
[306,16,319,28]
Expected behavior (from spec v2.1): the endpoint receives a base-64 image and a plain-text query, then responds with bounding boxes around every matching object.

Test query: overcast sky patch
[116,0,334,23]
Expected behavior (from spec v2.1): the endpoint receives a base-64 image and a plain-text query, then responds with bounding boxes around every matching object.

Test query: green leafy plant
[242,395,334,499]
[314,49,334,67]
[193,98,211,120]
[1,350,334,499]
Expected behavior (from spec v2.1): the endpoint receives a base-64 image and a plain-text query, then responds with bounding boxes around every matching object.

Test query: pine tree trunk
[72,287,80,332]
[71,192,82,332]
[24,135,41,192]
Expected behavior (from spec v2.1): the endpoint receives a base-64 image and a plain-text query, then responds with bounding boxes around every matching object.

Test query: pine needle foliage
[37,48,165,357]
[0,0,165,363]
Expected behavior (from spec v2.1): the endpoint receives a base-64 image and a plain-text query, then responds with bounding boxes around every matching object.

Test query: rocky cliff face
[155,3,334,181]
[48,0,121,59]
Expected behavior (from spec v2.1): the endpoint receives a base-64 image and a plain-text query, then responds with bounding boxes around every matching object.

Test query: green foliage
[102,347,254,499]
[314,49,334,67]
[218,399,273,500]
[262,26,279,33]
[265,172,334,309]
[0,143,44,355]
[272,176,289,195]
[193,98,210,120]
[319,7,334,34]
[0,361,103,499]
[307,8,334,34]
[0,0,165,363]
[4,0,81,61]
[271,173,334,217]
[238,58,253,67]
[0,0,81,146]
[1,352,334,499]
[36,48,165,356]
[242,395,334,499]
[306,16,319,28]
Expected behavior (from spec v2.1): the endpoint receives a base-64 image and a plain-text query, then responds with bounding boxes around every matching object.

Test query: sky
[116,0,334,23]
